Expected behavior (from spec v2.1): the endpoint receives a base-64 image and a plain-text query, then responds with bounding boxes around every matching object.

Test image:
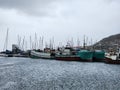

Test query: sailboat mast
[17,35,21,48]
[22,36,25,51]
[3,28,9,51]
[41,36,44,50]
[52,37,54,49]
[34,33,37,50]
[77,37,80,47]
[30,36,32,50]
[6,28,9,50]
[83,35,86,49]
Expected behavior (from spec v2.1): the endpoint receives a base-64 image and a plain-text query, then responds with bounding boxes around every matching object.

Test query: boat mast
[90,38,93,50]
[3,28,9,51]
[17,35,20,47]
[49,39,52,49]
[71,37,74,47]
[21,36,25,51]
[77,37,80,47]
[86,36,88,48]
[25,40,27,51]
[41,36,44,50]
[30,36,32,50]
[34,33,37,50]
[38,36,41,50]
[52,37,55,49]
[17,35,22,49]
[83,35,86,49]
[38,36,44,50]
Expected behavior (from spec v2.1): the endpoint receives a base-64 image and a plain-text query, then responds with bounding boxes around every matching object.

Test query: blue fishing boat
[92,50,105,62]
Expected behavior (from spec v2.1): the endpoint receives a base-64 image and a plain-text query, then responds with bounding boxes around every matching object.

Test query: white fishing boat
[30,50,54,59]
[0,53,8,57]
[105,48,120,64]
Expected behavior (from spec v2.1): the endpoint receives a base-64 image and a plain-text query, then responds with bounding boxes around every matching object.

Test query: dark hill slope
[94,33,120,50]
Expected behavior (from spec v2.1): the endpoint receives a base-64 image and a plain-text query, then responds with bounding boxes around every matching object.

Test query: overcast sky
[0,0,120,50]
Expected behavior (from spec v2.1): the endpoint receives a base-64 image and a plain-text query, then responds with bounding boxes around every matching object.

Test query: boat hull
[105,57,120,64]
[77,50,93,61]
[92,51,105,62]
[0,53,13,57]
[55,55,92,62]
[55,56,80,61]
[0,54,8,57]
[92,57,105,62]
[30,51,54,59]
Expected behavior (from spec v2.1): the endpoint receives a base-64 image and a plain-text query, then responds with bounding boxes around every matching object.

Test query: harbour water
[0,57,120,90]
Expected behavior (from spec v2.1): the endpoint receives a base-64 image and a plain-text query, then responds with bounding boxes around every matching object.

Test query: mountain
[94,33,120,51]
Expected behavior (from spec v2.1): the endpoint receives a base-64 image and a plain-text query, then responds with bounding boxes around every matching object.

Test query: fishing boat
[0,50,13,57]
[55,47,80,61]
[30,50,55,59]
[0,53,8,57]
[77,50,93,62]
[105,49,120,64]
[56,48,93,62]
[92,50,105,62]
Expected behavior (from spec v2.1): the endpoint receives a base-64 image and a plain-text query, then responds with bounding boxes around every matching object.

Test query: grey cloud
[0,0,120,50]
[0,0,119,9]
[0,0,120,16]
[0,0,55,8]
[0,0,59,16]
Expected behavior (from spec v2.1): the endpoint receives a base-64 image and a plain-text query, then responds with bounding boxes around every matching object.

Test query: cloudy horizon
[0,0,120,50]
